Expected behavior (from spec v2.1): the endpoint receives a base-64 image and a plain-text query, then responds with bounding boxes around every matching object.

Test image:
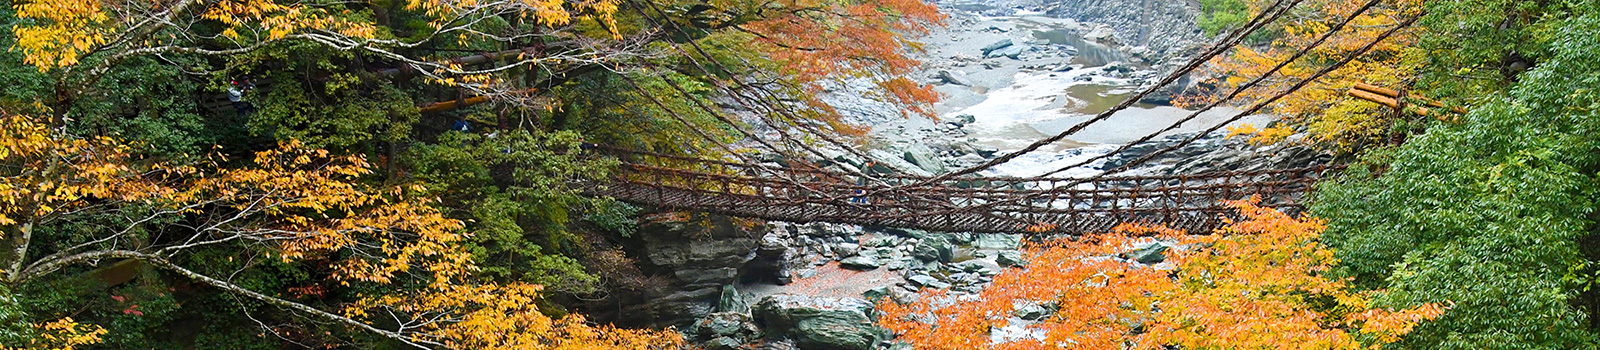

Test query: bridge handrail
[594,144,1339,183]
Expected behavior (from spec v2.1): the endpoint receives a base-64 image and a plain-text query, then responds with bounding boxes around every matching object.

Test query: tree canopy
[0,0,939,347]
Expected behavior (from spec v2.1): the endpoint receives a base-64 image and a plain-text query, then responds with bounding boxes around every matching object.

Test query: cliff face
[943,0,1208,65]
[1040,0,1207,63]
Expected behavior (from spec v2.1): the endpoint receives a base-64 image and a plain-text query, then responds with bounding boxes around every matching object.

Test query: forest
[0,0,1596,349]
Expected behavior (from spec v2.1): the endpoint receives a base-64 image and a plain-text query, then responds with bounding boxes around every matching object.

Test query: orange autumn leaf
[879,197,1447,350]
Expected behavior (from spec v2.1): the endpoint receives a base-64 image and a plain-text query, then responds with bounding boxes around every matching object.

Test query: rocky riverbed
[596,1,1334,349]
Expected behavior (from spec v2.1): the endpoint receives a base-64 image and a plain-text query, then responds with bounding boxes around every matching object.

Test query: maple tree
[1189,0,1428,151]
[731,0,943,119]
[878,198,1446,350]
[0,111,681,348]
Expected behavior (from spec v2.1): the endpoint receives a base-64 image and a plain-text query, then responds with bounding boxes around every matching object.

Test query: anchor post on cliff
[1346,82,1468,123]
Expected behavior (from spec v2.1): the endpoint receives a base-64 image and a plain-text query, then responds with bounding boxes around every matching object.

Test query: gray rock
[862,286,891,301]
[795,267,818,279]
[911,236,954,262]
[718,285,750,313]
[864,236,897,248]
[996,250,1026,267]
[760,339,800,350]
[980,39,1014,55]
[633,215,766,325]
[973,234,1022,250]
[890,286,922,304]
[753,295,879,350]
[1102,62,1135,74]
[938,69,973,86]
[984,45,1026,59]
[693,312,758,340]
[949,233,974,245]
[902,144,948,174]
[874,247,896,258]
[834,242,861,257]
[955,259,1004,276]
[879,227,931,239]
[760,232,788,250]
[1084,25,1117,44]
[908,275,951,289]
[753,294,875,330]
[955,153,987,165]
[949,272,972,282]
[795,317,877,350]
[972,144,1000,158]
[705,336,744,350]
[885,258,909,270]
[1012,302,1057,321]
[954,114,977,124]
[1127,242,1170,264]
[840,256,881,270]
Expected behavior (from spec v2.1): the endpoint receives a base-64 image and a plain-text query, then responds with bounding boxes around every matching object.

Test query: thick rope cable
[1032,0,1389,178]
[627,0,905,166]
[1099,15,1420,176]
[625,0,968,212]
[914,0,1301,185]
[625,1,897,180]
[624,0,1297,224]
[610,71,832,193]
[918,14,1421,221]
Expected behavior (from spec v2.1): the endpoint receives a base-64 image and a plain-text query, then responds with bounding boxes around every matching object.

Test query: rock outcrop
[753,294,883,350]
[1037,0,1206,64]
[627,216,764,325]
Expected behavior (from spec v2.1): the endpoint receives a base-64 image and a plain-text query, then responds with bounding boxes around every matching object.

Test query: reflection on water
[1059,84,1159,113]
[1031,28,1133,68]
[950,68,1270,177]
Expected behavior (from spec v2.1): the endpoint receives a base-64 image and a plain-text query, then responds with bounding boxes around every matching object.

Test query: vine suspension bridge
[565,0,1418,234]
[211,0,1422,234]
[586,146,1337,234]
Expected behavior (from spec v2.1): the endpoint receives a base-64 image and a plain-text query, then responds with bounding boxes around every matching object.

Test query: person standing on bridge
[228,79,256,117]
[850,161,876,204]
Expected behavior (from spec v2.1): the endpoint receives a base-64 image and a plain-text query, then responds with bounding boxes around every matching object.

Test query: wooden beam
[1347,89,1459,123]
[1348,89,1398,108]
[1352,82,1469,114]
[416,88,538,114]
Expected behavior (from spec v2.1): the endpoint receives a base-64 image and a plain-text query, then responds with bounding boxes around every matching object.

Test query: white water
[950,67,1269,178]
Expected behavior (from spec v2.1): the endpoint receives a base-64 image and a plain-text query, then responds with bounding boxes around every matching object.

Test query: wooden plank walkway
[584,148,1332,234]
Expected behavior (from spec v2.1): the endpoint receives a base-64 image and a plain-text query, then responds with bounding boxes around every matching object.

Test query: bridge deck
[586,149,1331,234]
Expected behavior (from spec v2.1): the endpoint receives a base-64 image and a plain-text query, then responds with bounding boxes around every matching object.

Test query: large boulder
[907,274,951,289]
[629,215,767,325]
[973,234,1021,250]
[996,250,1026,267]
[718,285,750,314]
[839,255,881,270]
[692,312,759,341]
[1126,241,1170,264]
[753,295,880,350]
[795,317,877,350]
[911,236,954,262]
[984,45,1027,59]
[980,39,1014,55]
[902,144,948,174]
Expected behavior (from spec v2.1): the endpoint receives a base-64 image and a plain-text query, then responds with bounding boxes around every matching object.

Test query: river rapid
[832,1,1272,178]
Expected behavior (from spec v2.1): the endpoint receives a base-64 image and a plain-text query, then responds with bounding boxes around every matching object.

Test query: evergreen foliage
[1312,3,1600,347]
